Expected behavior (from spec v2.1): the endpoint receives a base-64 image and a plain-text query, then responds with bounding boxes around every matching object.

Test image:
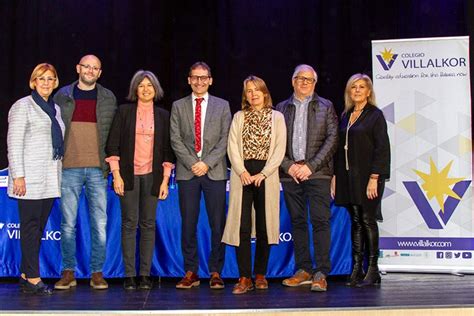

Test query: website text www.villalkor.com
[397,239,452,248]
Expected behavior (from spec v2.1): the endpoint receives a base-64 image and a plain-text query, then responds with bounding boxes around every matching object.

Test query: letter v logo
[404,158,470,229]
[403,180,470,229]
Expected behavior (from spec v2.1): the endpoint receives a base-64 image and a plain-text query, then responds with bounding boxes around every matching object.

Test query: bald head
[79,54,102,68]
[76,54,102,90]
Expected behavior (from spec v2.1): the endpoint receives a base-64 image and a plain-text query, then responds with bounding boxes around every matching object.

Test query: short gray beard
[79,75,98,87]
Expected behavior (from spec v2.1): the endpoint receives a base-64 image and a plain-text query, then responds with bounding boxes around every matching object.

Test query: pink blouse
[106,102,173,177]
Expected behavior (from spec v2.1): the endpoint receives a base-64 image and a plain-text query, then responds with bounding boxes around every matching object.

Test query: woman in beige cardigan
[222,75,286,294]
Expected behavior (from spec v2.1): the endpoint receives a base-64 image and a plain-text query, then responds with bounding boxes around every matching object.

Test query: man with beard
[53,55,117,290]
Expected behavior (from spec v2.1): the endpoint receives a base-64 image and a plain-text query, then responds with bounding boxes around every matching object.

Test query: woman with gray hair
[106,70,174,290]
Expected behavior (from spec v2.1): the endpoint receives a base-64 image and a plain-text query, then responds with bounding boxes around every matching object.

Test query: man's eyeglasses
[79,64,101,72]
[36,77,57,84]
[189,75,210,82]
[294,76,316,84]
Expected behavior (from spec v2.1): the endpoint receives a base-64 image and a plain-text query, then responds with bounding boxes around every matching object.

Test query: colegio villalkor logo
[376,48,398,70]
[403,158,471,229]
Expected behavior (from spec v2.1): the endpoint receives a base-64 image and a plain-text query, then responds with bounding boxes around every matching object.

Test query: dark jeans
[178,175,226,274]
[18,198,54,278]
[120,173,158,277]
[282,178,331,275]
[237,159,269,277]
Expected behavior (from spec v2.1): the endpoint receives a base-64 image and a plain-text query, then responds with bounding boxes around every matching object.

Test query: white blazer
[7,95,65,199]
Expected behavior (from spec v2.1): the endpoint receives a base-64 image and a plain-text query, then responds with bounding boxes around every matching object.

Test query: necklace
[138,108,154,143]
[345,109,363,170]
[349,109,363,126]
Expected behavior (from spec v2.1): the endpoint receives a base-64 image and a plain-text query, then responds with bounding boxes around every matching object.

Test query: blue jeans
[60,168,108,273]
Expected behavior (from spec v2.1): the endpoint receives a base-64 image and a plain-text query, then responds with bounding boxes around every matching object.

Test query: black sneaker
[123,277,137,290]
[22,280,53,295]
[138,276,153,290]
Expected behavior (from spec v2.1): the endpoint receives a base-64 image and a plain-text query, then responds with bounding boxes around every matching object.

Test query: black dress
[334,105,390,214]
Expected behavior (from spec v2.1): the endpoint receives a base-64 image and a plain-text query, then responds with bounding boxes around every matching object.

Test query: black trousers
[120,173,158,277]
[237,159,269,278]
[18,198,54,278]
[178,175,226,274]
[350,203,379,259]
[282,178,331,275]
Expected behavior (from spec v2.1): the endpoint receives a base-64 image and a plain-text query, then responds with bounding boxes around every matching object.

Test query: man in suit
[276,64,338,292]
[170,61,231,290]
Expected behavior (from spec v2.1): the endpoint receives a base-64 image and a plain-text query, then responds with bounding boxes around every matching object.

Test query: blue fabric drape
[0,170,351,278]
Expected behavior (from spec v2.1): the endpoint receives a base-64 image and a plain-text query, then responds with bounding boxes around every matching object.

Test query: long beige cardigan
[222,110,287,246]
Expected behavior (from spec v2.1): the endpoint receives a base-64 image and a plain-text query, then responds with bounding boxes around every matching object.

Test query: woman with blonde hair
[223,75,286,294]
[332,73,390,287]
[7,63,65,294]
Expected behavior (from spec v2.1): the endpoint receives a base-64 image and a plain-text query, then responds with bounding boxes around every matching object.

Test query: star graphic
[380,48,395,63]
[413,158,465,213]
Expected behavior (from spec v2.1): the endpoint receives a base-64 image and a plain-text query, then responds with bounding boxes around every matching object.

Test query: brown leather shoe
[282,269,312,287]
[209,272,224,289]
[176,271,200,289]
[311,272,327,292]
[54,270,77,290]
[90,272,108,290]
[255,274,268,290]
[232,277,254,295]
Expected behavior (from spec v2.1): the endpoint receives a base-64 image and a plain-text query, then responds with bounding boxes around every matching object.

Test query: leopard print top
[242,108,272,160]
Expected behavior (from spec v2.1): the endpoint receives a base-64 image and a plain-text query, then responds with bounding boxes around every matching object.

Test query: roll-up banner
[372,36,473,273]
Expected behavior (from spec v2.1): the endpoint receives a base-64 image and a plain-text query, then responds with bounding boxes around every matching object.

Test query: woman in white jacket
[7,63,65,295]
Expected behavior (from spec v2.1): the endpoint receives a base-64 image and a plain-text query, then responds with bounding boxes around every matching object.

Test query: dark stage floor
[1,273,473,312]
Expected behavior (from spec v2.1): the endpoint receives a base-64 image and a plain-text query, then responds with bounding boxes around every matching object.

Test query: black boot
[357,208,381,287]
[346,205,365,287]
[346,257,364,287]
[357,255,381,287]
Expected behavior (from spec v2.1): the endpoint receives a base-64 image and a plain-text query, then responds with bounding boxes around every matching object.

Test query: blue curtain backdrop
[0,169,351,278]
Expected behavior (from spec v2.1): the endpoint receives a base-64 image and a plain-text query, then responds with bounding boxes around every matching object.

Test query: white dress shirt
[192,92,208,158]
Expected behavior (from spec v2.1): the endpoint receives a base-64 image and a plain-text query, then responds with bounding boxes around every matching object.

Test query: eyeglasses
[294,76,316,84]
[79,64,101,72]
[189,75,210,82]
[36,76,57,84]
